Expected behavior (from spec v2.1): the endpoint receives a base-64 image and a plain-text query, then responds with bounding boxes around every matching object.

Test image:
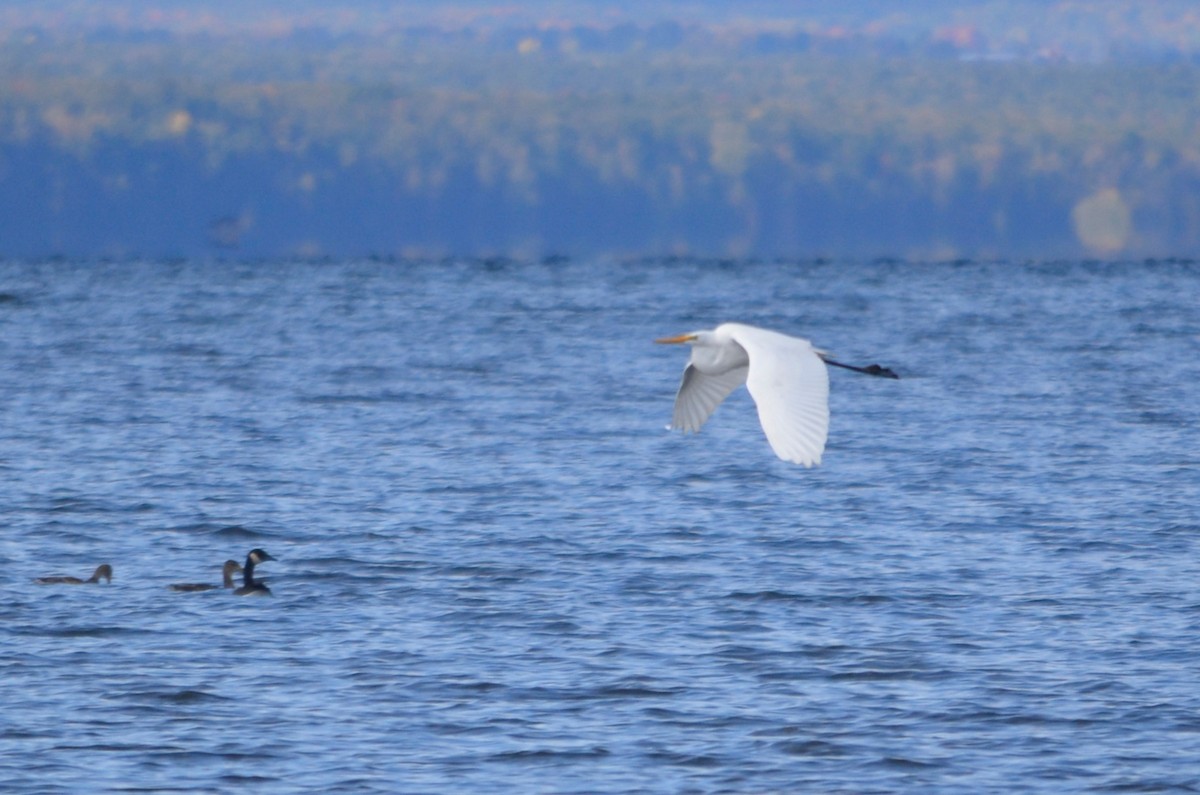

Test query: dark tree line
[2,22,1199,257]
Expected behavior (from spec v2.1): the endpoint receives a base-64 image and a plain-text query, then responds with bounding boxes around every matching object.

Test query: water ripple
[2,259,1199,793]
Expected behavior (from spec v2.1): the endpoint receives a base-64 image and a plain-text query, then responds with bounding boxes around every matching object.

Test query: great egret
[656,322,897,466]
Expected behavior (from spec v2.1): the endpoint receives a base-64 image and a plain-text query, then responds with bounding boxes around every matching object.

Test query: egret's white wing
[671,363,749,433]
[727,324,830,466]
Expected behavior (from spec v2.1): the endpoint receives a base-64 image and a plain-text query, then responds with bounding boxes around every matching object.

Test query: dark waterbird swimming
[35,564,113,585]
[169,560,243,592]
[233,549,276,596]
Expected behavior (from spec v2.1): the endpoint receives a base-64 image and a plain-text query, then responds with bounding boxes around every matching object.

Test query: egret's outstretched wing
[727,324,829,466]
[671,362,749,432]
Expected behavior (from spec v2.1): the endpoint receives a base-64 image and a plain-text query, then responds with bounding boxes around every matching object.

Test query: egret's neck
[690,341,748,374]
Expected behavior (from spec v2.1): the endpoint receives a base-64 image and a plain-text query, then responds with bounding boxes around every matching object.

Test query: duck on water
[169,560,243,592]
[35,564,112,585]
[234,549,275,596]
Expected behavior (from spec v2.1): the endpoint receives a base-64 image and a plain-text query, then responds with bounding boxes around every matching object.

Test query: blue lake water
[1,259,1198,793]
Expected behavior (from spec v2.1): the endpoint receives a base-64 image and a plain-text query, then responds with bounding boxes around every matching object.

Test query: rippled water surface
[1,259,1199,793]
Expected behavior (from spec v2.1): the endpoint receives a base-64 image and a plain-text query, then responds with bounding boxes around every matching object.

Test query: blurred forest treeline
[2,1,1200,258]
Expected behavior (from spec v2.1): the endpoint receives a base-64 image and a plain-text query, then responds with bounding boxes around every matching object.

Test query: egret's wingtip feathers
[772,444,822,467]
[793,452,822,468]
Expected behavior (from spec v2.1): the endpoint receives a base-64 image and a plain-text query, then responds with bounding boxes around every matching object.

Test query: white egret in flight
[656,322,897,466]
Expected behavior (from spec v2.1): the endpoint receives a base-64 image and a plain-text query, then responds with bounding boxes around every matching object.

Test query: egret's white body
[656,323,831,466]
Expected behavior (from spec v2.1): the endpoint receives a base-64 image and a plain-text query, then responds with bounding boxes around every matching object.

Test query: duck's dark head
[246,549,275,565]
